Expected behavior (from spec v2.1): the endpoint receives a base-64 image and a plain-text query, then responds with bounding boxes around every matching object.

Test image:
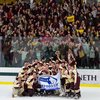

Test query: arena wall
[0,67,100,87]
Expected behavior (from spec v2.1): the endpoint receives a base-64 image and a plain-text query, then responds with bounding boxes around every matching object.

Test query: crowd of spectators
[0,0,100,68]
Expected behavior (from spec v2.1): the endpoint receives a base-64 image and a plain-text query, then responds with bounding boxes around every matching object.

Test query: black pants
[89,58,94,69]
[27,89,34,97]
[22,83,28,96]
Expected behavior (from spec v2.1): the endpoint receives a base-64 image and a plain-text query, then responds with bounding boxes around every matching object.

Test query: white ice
[0,85,100,100]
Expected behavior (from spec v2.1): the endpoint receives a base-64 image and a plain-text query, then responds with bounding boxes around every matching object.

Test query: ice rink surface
[0,85,100,100]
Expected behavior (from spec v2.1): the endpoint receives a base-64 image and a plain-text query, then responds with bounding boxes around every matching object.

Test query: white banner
[38,73,61,90]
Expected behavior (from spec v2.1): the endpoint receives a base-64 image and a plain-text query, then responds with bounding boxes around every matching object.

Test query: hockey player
[25,71,38,96]
[64,67,74,98]
[68,62,81,99]
[67,48,76,65]
[72,69,81,99]
[12,76,24,97]
[59,63,66,96]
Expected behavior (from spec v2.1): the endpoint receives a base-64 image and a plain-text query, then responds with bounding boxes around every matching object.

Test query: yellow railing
[0,81,100,88]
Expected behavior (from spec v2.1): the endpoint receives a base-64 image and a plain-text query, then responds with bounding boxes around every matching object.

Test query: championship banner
[67,16,75,22]
[38,72,61,90]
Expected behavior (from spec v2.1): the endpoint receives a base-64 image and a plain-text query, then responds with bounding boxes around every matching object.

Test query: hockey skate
[74,93,81,99]
[70,92,75,98]
[12,94,18,98]
[65,92,70,98]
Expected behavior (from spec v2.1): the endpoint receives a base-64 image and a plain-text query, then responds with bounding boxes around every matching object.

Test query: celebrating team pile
[12,48,81,99]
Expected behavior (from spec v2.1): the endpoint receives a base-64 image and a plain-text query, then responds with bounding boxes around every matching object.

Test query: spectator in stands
[94,47,99,69]
[89,44,95,69]
[77,45,86,68]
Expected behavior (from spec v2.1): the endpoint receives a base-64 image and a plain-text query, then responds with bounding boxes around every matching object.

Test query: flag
[38,72,61,90]
[67,16,75,22]
[76,29,84,34]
